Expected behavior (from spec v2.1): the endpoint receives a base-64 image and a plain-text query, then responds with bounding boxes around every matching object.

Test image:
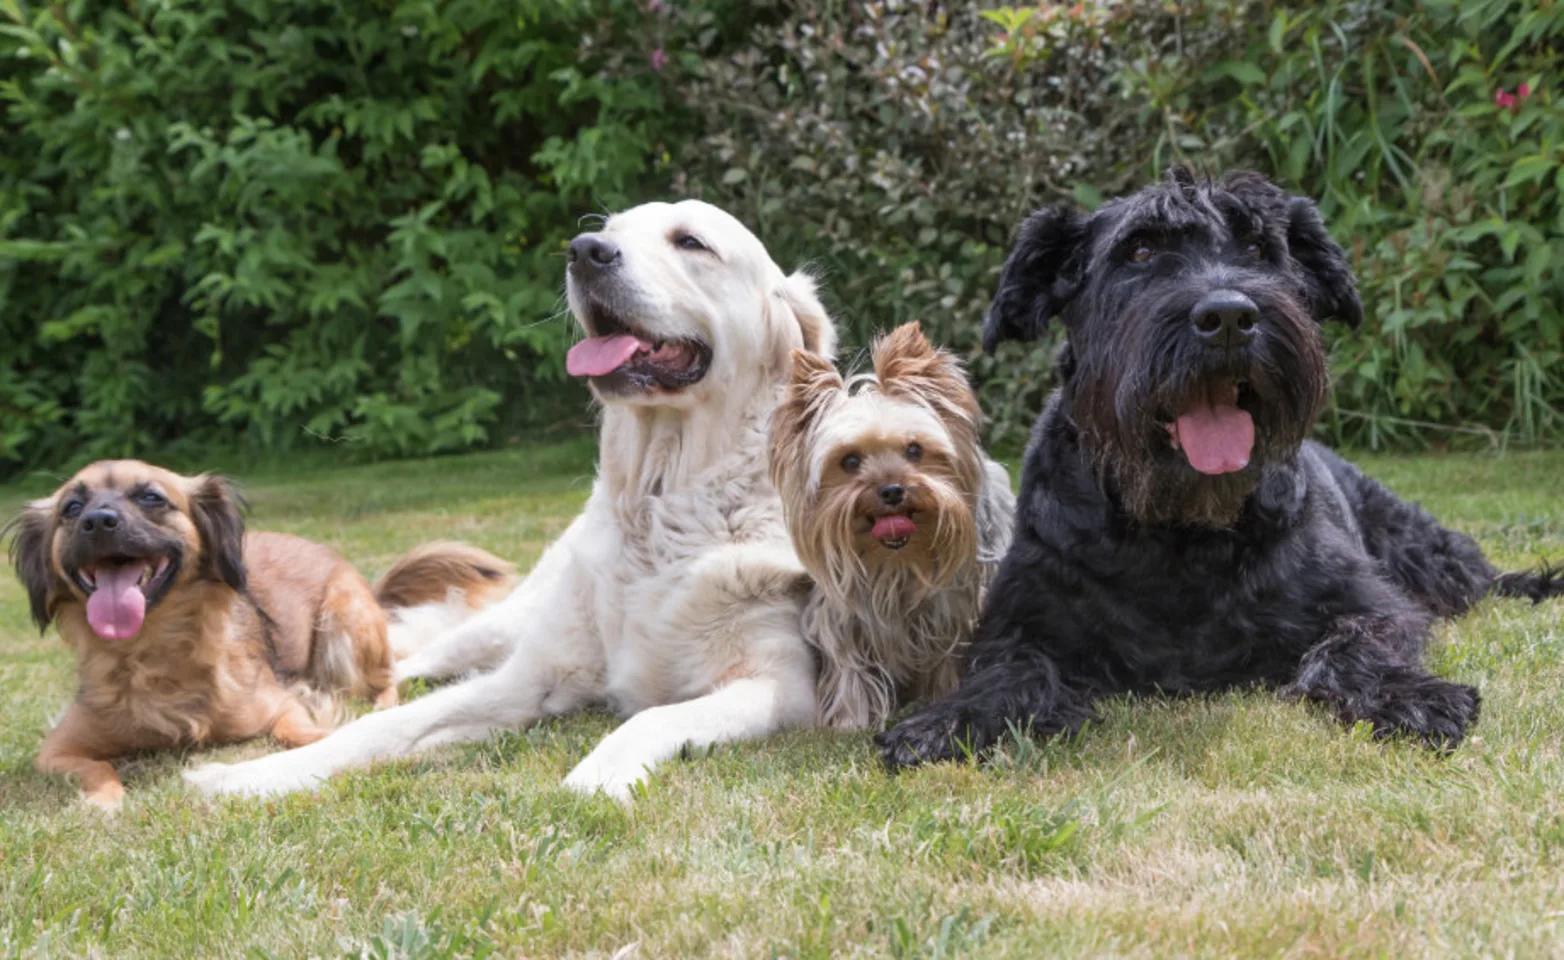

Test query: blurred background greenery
[2,0,1560,477]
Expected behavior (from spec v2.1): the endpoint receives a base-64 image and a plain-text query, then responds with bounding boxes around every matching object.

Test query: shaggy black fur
[878,168,1563,770]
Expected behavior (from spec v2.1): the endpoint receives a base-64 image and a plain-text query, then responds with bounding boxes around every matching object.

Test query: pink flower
[1495,89,1516,109]
[1518,82,1532,100]
[651,48,668,70]
[648,0,665,10]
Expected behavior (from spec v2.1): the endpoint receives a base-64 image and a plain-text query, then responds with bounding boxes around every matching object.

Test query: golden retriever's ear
[768,349,843,493]
[4,502,60,632]
[776,270,837,359]
[187,475,247,591]
[873,321,982,436]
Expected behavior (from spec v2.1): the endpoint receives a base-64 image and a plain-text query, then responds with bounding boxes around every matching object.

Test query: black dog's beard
[1070,282,1327,530]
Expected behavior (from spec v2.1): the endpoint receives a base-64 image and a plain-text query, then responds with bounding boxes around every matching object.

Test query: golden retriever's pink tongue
[85,564,148,640]
[1172,383,1254,475]
[566,335,649,378]
[872,515,917,540]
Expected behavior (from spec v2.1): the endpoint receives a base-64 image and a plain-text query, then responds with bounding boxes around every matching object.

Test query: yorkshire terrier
[769,322,1015,729]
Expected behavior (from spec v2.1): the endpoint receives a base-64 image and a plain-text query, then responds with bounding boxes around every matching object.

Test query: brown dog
[4,460,515,811]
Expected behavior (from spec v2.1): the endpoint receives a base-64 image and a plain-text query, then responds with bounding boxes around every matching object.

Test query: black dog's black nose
[80,509,120,534]
[567,235,621,274]
[1191,290,1259,349]
[878,484,905,507]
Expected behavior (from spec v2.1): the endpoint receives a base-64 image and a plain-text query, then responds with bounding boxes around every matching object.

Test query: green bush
[674,0,1564,451]
[0,0,680,475]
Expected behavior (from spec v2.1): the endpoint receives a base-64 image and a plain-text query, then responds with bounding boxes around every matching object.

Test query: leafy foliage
[674,0,1564,450]
[0,0,678,475]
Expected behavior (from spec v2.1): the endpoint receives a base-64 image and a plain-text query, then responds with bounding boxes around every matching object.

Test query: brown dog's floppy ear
[768,349,844,493]
[1285,195,1363,329]
[188,474,247,592]
[984,206,1088,353]
[874,321,982,435]
[4,502,61,632]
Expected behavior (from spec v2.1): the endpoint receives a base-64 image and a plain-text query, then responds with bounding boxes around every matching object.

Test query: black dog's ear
[983,206,1088,353]
[1286,195,1363,329]
[188,474,247,592]
[4,503,60,632]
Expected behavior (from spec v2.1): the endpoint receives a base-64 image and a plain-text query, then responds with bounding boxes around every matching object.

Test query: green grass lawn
[2,441,1562,958]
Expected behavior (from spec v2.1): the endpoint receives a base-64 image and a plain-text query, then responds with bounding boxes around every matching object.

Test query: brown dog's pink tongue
[1172,384,1254,475]
[566,335,649,378]
[872,515,917,540]
[85,564,148,640]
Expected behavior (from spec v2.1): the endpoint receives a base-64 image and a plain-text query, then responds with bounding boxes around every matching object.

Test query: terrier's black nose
[1191,290,1259,349]
[567,235,621,275]
[878,484,905,507]
[80,509,120,534]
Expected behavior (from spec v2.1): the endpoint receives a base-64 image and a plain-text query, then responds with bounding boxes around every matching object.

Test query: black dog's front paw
[876,702,974,772]
[1363,677,1481,749]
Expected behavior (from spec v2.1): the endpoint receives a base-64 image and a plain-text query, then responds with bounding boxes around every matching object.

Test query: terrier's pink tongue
[566,335,649,378]
[1173,390,1254,475]
[85,564,148,640]
[872,515,917,540]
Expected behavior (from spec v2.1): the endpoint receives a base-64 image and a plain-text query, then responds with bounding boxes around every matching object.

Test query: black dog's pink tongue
[1172,381,1254,475]
[85,563,148,640]
[566,335,649,378]
[872,515,917,541]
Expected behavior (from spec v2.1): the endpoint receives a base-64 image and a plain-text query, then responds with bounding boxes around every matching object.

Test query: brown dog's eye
[905,443,923,462]
[138,490,166,508]
[62,501,83,520]
[1130,245,1154,264]
[840,453,862,473]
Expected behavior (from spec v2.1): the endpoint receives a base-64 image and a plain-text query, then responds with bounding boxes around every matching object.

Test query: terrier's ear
[873,322,981,431]
[983,205,1089,353]
[187,474,248,592]
[4,501,61,633]
[1285,195,1363,329]
[768,349,845,493]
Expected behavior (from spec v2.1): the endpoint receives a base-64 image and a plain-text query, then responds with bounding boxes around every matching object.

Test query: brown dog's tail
[374,542,517,660]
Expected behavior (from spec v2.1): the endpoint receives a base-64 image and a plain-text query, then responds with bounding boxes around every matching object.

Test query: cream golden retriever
[184,200,835,800]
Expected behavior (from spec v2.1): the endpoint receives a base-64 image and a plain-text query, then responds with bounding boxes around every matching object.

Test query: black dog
[878,168,1562,769]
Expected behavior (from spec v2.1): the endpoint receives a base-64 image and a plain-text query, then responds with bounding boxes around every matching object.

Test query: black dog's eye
[138,490,166,508]
[62,501,83,520]
[1243,241,1262,258]
[673,233,709,253]
[1129,245,1154,264]
[840,453,862,473]
[905,442,923,462]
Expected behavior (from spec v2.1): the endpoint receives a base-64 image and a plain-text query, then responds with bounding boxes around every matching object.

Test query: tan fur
[769,323,1016,729]
[6,460,511,811]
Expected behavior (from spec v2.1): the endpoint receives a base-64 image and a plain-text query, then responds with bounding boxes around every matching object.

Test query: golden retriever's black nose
[1191,289,1259,349]
[567,235,621,275]
[878,484,905,507]
[81,508,120,534]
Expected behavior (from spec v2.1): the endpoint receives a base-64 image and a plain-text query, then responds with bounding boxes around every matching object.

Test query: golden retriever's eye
[1129,245,1154,264]
[62,501,83,520]
[840,453,862,473]
[905,442,923,462]
[138,490,166,508]
[673,233,709,253]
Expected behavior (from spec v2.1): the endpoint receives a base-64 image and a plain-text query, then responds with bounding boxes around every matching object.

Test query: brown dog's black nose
[80,508,120,534]
[878,484,905,507]
[1191,290,1259,349]
[567,235,621,275]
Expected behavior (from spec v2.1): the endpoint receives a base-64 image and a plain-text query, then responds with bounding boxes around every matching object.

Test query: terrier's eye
[62,501,83,520]
[840,453,862,473]
[905,442,923,462]
[139,490,166,508]
[1129,245,1154,264]
[673,233,709,253]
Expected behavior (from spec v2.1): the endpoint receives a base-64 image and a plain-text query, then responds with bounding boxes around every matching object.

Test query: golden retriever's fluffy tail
[375,542,517,660]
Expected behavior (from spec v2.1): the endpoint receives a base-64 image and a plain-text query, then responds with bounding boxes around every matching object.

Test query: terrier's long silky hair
[769,323,1016,729]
